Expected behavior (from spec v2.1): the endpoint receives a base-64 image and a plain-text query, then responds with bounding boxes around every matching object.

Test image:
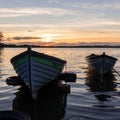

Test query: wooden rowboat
[11,47,66,98]
[86,52,117,74]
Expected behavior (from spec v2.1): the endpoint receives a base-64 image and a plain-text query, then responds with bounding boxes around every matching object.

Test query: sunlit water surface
[0,47,120,120]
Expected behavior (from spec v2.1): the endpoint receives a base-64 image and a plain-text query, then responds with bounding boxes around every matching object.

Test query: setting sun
[41,34,57,42]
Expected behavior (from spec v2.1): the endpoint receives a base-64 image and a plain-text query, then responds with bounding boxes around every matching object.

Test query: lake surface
[0,47,120,120]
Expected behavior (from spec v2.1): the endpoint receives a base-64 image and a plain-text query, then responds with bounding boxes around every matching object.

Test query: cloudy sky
[0,0,120,45]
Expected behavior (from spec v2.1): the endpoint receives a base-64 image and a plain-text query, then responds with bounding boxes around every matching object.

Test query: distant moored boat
[11,47,66,98]
[85,52,117,74]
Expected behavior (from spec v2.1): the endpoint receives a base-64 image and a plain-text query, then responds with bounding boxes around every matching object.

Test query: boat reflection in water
[85,69,117,102]
[12,79,69,120]
[85,69,117,92]
[12,84,34,117]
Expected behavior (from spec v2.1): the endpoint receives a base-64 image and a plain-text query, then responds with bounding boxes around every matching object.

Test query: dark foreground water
[0,47,120,120]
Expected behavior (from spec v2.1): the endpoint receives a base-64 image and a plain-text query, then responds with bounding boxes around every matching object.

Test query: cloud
[12,36,42,40]
[48,0,59,3]
[1,18,120,34]
[0,7,73,18]
[66,1,120,10]
[0,24,31,27]
[0,18,120,32]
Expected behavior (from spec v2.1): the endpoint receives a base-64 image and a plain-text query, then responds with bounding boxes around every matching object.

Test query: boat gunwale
[11,50,66,64]
[86,54,117,61]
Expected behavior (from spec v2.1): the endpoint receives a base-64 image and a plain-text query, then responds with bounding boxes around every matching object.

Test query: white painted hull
[86,53,117,74]
[11,48,66,98]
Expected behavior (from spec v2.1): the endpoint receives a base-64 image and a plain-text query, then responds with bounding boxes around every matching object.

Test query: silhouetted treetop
[0,32,3,42]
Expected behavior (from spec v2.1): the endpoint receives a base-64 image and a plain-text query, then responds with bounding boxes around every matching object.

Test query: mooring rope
[113,68,120,76]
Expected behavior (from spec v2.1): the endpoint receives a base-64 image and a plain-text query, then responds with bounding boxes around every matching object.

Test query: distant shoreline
[1,46,120,48]
[0,43,120,48]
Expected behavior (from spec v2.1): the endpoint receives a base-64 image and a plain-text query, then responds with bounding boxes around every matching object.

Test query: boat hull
[86,53,117,74]
[11,48,66,98]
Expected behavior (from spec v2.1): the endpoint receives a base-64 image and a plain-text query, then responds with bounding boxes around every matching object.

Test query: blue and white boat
[86,52,117,74]
[11,47,66,98]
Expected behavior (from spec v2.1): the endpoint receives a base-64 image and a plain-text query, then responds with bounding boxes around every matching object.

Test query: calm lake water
[0,47,120,120]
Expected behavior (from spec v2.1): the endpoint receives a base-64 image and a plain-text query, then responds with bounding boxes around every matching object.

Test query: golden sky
[0,0,120,45]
